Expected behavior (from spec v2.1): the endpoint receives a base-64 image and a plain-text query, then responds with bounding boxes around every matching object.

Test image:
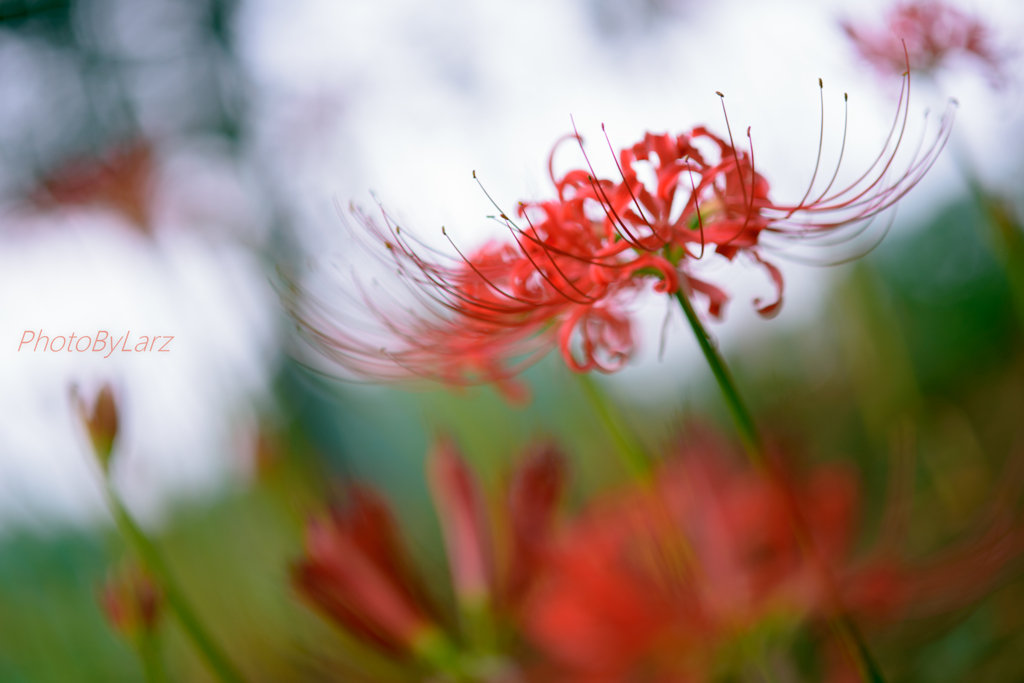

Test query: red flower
[523,438,859,681]
[293,74,952,396]
[293,486,440,655]
[523,488,711,680]
[841,1,1006,86]
[293,441,567,666]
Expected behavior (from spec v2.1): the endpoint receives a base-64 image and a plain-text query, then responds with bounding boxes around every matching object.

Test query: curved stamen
[792,78,827,212]
[717,91,749,211]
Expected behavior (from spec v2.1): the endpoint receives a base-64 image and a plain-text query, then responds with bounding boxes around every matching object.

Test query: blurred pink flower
[842,1,1006,86]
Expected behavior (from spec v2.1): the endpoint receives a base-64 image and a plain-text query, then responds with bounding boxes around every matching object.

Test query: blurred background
[1,0,1024,680]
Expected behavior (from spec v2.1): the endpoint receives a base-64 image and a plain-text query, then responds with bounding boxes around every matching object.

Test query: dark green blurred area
[2,195,1023,681]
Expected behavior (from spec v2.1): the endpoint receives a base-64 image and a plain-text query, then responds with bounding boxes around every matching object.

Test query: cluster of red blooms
[293,433,1024,682]
[295,72,954,400]
[293,440,565,679]
[842,1,1005,85]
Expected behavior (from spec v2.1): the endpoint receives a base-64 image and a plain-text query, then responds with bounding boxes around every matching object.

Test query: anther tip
[472,170,476,178]
[715,91,724,98]
[844,93,849,101]
[441,226,447,235]
[818,77,823,88]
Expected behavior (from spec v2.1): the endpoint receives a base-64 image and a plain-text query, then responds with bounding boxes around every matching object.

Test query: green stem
[576,373,652,480]
[673,289,887,683]
[105,483,246,683]
[673,289,763,465]
[136,629,167,683]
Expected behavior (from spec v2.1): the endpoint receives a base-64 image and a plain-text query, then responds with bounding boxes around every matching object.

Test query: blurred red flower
[293,441,567,668]
[293,430,1024,681]
[523,437,859,681]
[31,141,156,231]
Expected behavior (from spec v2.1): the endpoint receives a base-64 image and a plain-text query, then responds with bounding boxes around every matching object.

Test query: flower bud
[99,562,162,639]
[74,385,119,471]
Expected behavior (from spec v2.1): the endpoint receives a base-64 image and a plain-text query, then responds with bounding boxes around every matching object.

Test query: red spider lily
[841,1,1006,86]
[293,486,441,655]
[293,71,952,397]
[99,562,162,638]
[524,432,1024,682]
[293,441,567,667]
[523,440,858,681]
[294,193,676,402]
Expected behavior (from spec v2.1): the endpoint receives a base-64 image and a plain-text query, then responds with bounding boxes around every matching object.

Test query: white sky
[2,0,1022,529]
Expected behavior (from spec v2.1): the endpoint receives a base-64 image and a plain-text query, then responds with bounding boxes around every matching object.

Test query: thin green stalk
[673,290,763,465]
[137,629,168,683]
[576,373,652,480]
[105,483,246,683]
[673,289,887,683]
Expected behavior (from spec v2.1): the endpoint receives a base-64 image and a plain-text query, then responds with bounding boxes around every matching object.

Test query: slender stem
[841,615,888,683]
[576,373,652,480]
[136,629,167,683]
[673,289,887,683]
[673,289,763,465]
[105,483,247,683]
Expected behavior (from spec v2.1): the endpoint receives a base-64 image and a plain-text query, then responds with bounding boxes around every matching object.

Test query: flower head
[293,73,953,398]
[842,1,1006,86]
